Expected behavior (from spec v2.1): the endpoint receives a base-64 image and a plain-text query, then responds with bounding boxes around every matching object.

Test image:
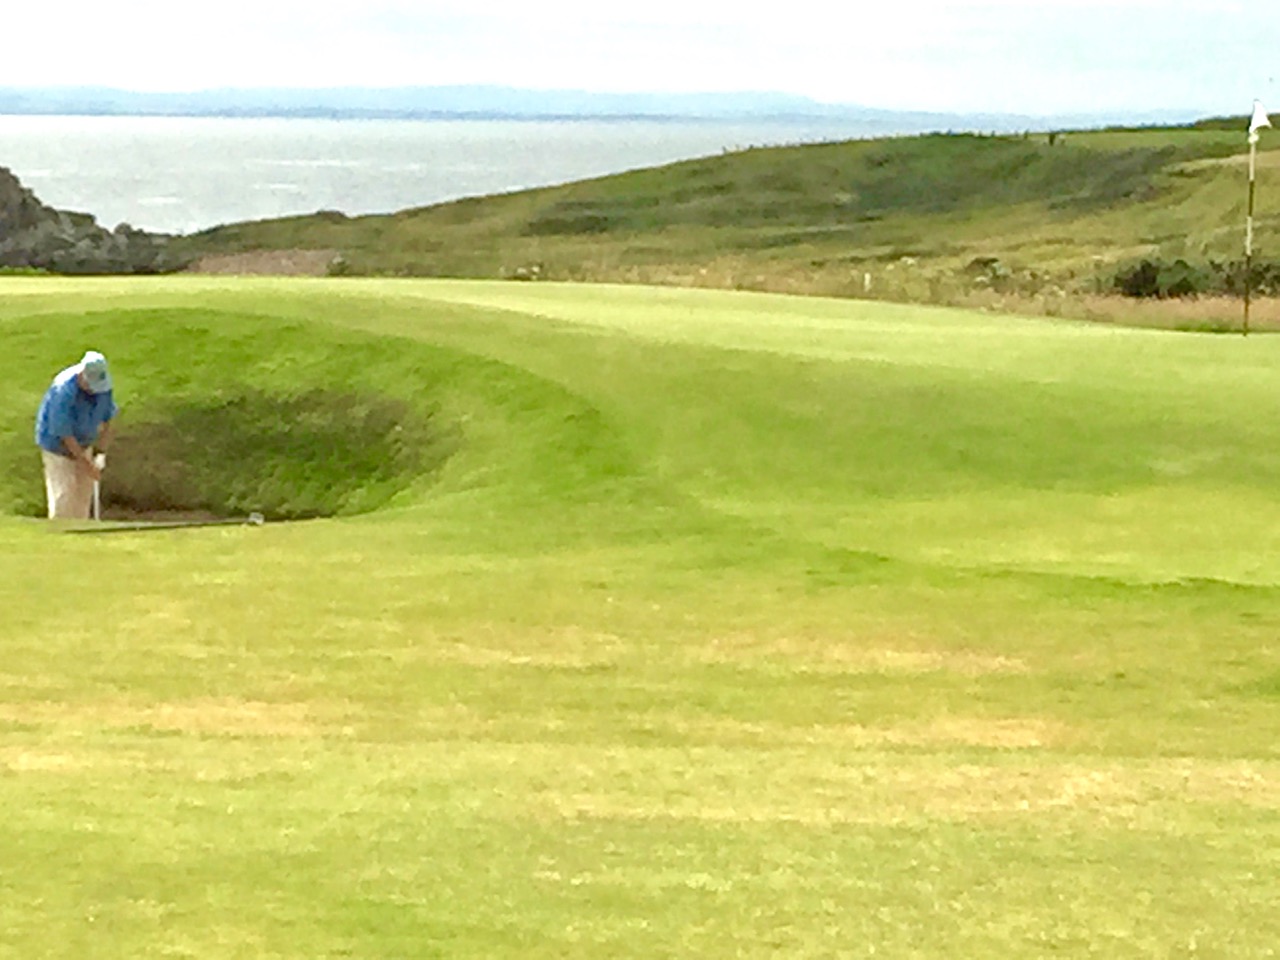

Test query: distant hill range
[0,85,1200,131]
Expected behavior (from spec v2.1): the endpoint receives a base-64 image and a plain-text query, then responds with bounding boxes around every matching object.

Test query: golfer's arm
[62,436,92,464]
[96,421,112,453]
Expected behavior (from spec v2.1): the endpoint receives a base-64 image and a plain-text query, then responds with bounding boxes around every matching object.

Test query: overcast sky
[3,0,1276,117]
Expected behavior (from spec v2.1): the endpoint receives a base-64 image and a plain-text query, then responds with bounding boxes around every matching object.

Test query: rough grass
[175,125,1277,319]
[1,276,1279,958]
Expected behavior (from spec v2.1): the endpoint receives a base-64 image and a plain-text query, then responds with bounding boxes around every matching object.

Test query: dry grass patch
[0,748,93,773]
[1175,151,1280,174]
[187,249,339,276]
[514,748,1280,828]
[430,626,631,668]
[698,634,1029,676]
[0,698,328,738]
[879,717,1065,749]
[1065,294,1278,330]
[908,761,1280,820]
[629,714,1065,750]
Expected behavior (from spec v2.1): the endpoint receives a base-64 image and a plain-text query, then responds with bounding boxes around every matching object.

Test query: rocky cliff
[0,166,187,274]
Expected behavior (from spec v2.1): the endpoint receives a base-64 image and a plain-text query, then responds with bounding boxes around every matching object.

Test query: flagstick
[1246,133,1258,336]
[1245,101,1272,334]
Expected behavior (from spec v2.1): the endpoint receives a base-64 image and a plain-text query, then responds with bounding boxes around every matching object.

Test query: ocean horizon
[1,113,1028,235]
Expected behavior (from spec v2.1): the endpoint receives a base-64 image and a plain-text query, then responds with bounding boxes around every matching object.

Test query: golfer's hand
[81,455,103,482]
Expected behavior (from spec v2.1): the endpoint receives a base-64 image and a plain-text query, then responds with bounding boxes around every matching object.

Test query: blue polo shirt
[34,366,118,455]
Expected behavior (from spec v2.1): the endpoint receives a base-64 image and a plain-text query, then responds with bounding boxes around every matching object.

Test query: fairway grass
[1,277,1278,958]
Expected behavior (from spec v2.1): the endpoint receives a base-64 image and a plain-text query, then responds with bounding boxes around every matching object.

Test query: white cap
[79,351,112,394]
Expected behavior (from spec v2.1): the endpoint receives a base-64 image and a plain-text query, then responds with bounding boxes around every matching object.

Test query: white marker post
[1245,100,1271,336]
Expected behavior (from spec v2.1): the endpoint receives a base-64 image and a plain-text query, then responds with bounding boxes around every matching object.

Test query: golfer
[34,350,118,519]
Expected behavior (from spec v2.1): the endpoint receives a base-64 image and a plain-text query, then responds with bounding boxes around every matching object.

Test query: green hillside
[179,124,1279,318]
[2,276,1278,957]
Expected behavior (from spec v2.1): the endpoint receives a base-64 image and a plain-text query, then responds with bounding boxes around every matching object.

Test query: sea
[0,113,954,235]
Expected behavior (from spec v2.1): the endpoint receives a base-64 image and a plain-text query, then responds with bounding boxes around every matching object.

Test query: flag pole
[1246,132,1257,335]
[1245,100,1272,335]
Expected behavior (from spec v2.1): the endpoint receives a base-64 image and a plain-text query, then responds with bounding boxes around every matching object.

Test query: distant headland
[0,85,1201,130]
[0,165,182,273]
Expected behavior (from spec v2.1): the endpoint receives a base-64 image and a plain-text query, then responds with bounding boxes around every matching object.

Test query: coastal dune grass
[182,125,1280,317]
[1,276,1278,957]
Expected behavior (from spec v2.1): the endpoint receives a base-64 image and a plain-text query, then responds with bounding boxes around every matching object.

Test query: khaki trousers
[41,450,94,520]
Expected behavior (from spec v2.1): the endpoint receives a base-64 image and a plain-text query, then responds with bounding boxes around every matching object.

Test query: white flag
[1250,100,1272,141]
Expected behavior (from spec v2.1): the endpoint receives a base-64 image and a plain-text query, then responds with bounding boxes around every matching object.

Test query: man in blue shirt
[34,351,118,519]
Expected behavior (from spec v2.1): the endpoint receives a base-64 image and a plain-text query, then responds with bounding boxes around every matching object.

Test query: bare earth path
[187,249,338,276]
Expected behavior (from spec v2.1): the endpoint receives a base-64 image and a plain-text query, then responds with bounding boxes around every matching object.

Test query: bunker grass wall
[1,305,645,520]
